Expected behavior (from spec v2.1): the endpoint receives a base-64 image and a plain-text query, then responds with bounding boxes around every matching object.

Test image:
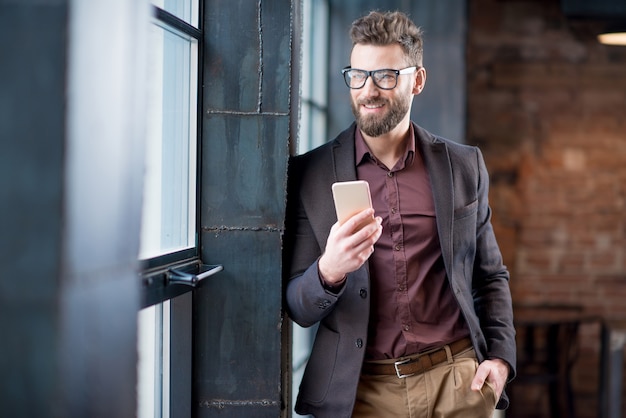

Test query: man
[284,10,515,418]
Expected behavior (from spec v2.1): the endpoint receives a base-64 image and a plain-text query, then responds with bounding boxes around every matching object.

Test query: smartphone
[331,180,374,229]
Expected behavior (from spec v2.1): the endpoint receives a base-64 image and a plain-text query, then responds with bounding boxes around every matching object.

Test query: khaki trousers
[352,348,498,418]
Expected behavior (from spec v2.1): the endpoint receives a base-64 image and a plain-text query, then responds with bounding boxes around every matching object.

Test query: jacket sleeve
[470,147,517,380]
[283,155,344,328]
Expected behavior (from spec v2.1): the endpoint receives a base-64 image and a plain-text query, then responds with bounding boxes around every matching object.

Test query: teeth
[364,103,383,109]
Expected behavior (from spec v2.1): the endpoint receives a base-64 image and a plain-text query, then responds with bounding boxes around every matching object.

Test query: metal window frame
[140,3,219,309]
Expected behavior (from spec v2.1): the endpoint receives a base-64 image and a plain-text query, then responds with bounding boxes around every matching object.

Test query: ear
[412,67,426,95]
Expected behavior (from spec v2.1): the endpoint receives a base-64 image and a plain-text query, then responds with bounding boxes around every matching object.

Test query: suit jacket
[284,122,516,418]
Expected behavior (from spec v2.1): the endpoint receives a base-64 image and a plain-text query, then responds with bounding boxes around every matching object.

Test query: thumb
[471,365,489,391]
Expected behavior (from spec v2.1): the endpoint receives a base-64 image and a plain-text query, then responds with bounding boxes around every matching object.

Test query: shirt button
[355,338,363,348]
[403,325,410,331]
[359,288,368,299]
[387,171,393,178]
[391,208,397,214]
[394,244,401,251]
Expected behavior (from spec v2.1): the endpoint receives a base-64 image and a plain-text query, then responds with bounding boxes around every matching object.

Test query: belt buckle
[394,357,414,378]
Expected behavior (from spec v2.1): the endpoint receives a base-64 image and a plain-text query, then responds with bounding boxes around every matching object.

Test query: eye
[375,71,395,82]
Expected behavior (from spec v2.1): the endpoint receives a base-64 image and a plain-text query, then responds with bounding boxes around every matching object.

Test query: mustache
[357,98,387,106]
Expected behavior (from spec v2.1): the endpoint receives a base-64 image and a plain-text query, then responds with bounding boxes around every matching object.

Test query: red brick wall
[466,0,626,416]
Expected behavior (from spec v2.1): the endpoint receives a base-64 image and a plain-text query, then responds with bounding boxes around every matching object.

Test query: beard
[351,93,411,137]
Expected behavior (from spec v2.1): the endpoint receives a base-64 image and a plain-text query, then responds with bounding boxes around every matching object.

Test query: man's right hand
[318,208,382,286]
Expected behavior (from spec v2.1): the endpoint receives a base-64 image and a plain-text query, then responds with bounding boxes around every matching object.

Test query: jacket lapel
[332,124,358,182]
[415,124,454,275]
[307,125,358,246]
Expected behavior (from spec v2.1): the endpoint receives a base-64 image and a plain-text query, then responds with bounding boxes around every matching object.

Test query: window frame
[137,4,204,418]
[140,3,207,309]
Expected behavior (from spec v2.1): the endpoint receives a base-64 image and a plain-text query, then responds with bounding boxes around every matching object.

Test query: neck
[361,120,411,169]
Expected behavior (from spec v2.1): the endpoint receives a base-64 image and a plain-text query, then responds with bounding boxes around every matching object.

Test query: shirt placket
[385,170,411,335]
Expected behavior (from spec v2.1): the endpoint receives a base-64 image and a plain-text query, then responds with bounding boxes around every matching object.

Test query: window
[138,300,171,418]
[140,1,200,261]
[137,2,202,418]
[297,0,329,154]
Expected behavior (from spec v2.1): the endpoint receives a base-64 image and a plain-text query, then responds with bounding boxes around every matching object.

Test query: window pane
[140,24,198,260]
[151,0,199,27]
[298,0,328,154]
[137,302,171,418]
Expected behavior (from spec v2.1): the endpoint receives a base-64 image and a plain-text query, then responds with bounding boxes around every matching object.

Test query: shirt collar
[355,124,416,168]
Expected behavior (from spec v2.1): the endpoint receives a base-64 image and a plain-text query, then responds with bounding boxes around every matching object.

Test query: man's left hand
[471,358,510,400]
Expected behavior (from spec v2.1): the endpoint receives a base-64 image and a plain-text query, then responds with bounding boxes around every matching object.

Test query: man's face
[349,43,420,137]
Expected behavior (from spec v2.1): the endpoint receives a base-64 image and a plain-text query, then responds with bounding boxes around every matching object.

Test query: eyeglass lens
[344,69,399,90]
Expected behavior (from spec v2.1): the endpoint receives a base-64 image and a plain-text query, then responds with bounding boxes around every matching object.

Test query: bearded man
[283,10,516,418]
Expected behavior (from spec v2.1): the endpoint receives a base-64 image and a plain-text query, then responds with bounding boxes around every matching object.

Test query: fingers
[341,208,376,233]
[471,364,489,391]
[320,211,382,282]
[345,209,380,236]
[333,210,380,247]
[472,360,508,400]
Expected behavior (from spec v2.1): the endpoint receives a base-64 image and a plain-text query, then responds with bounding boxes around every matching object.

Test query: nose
[361,76,380,96]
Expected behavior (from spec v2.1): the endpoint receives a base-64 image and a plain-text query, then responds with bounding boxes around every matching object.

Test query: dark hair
[349,11,424,67]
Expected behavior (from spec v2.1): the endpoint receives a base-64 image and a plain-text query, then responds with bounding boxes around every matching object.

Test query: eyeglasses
[341,66,417,90]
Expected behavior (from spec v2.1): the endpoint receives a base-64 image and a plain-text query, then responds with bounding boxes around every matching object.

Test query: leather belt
[361,337,473,378]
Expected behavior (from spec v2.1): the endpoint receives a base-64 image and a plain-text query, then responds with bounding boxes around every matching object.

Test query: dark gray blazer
[284,123,516,418]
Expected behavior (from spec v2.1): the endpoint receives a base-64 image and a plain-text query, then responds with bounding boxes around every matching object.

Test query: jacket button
[359,288,367,299]
[316,299,331,309]
[355,338,363,348]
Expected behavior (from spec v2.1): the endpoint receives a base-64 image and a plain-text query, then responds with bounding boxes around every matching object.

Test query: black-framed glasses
[341,66,417,90]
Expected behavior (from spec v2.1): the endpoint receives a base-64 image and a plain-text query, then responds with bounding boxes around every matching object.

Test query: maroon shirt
[355,126,469,360]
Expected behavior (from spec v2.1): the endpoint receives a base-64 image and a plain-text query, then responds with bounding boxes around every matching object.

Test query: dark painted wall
[193,0,292,417]
[0,1,147,417]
